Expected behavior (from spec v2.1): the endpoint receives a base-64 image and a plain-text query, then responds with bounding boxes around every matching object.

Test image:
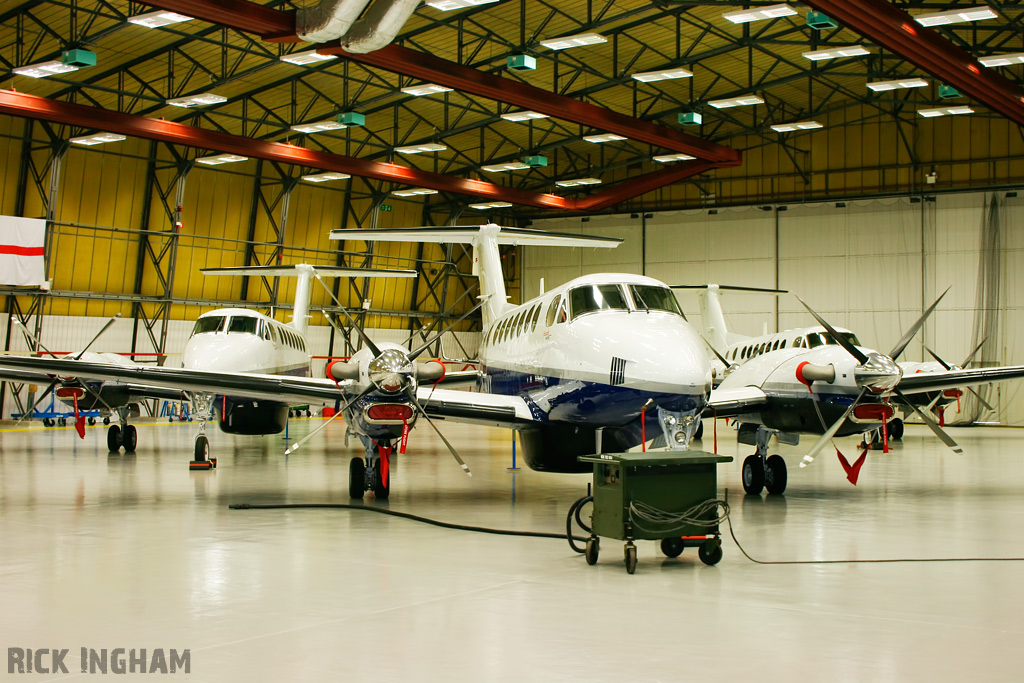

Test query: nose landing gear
[742,425,787,495]
[188,393,217,470]
[348,436,394,499]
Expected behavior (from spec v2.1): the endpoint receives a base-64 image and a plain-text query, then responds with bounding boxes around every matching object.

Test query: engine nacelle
[218,398,288,435]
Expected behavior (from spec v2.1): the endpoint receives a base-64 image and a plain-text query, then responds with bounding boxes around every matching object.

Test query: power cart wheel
[742,455,765,495]
[660,537,685,558]
[624,543,638,574]
[699,541,723,566]
[585,537,600,565]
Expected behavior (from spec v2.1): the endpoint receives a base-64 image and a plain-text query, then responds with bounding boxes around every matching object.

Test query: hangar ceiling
[1,0,1023,218]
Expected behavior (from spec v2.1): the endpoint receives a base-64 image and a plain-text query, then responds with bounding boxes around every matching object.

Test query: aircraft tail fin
[201,264,416,336]
[330,224,620,326]
[671,284,787,352]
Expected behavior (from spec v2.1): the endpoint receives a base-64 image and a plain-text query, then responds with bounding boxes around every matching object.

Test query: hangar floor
[1,417,1022,682]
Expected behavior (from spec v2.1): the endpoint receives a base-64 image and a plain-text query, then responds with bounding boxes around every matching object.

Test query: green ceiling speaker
[62,49,96,68]
[338,112,365,126]
[507,54,537,71]
[938,85,962,99]
[679,112,702,126]
[523,155,548,167]
[806,11,838,29]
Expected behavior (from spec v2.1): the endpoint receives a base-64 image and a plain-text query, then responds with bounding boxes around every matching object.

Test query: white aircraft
[690,284,1024,494]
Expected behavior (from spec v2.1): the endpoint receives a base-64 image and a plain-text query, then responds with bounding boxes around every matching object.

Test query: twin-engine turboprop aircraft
[691,284,1024,494]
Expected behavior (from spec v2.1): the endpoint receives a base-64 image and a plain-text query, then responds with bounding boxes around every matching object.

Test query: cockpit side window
[568,284,628,320]
[227,316,258,335]
[192,316,225,335]
[545,295,561,327]
[629,285,683,316]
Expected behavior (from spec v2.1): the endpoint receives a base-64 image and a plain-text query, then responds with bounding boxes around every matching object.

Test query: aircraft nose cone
[855,352,903,393]
[626,321,713,397]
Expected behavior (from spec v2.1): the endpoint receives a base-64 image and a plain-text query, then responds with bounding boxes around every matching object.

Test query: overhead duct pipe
[296,0,419,53]
[296,0,372,44]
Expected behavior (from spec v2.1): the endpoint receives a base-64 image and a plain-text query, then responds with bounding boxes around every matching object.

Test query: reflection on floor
[1,417,1023,681]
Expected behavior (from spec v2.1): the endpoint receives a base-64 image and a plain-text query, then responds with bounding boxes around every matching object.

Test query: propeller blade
[72,313,121,360]
[795,297,868,364]
[409,297,488,361]
[702,337,733,370]
[14,379,59,428]
[284,385,374,456]
[13,320,58,358]
[313,274,382,357]
[967,386,995,412]
[404,387,472,477]
[894,389,963,454]
[800,387,868,468]
[924,346,952,371]
[961,338,987,368]
[888,288,949,362]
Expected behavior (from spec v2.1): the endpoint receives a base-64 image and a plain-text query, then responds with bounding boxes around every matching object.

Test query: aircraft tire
[765,454,787,495]
[107,425,122,452]
[888,418,904,440]
[349,457,366,499]
[742,455,765,495]
[123,424,138,452]
[372,460,390,500]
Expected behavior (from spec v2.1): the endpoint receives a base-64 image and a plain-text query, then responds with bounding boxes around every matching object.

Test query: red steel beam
[0,90,728,211]
[803,0,1024,128]
[138,0,296,40]
[319,43,741,164]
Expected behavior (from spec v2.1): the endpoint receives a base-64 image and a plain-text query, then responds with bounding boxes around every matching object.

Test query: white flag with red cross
[0,216,45,287]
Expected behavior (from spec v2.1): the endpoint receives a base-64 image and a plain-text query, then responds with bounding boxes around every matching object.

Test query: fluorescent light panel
[539,32,607,50]
[501,110,549,122]
[425,0,499,9]
[915,6,997,26]
[301,172,351,182]
[802,45,871,61]
[401,83,453,96]
[867,78,928,91]
[195,154,247,166]
[979,52,1024,67]
[290,120,347,134]
[280,49,337,66]
[469,201,513,209]
[394,143,447,154]
[918,106,974,117]
[653,153,696,162]
[392,188,438,197]
[69,133,126,146]
[12,60,78,78]
[481,161,531,172]
[708,95,764,109]
[127,10,192,28]
[583,133,627,143]
[723,3,797,24]
[770,120,824,132]
[555,177,602,187]
[166,93,227,107]
[631,67,692,82]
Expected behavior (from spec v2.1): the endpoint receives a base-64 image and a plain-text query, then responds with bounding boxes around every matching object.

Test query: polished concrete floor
[1,416,1023,682]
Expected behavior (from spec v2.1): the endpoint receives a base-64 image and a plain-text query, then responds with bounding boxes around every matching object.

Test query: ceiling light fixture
[69,133,127,146]
[394,143,447,154]
[500,111,550,122]
[801,45,871,61]
[583,133,627,143]
[722,4,797,24]
[392,188,439,197]
[290,120,348,134]
[631,67,693,82]
[401,83,454,96]
[707,95,764,109]
[127,10,193,28]
[653,153,697,162]
[280,49,337,66]
[195,153,248,166]
[425,0,500,10]
[166,93,228,107]
[555,177,602,187]
[918,106,974,117]
[538,32,607,50]
[978,52,1024,67]
[301,172,351,183]
[915,5,997,26]
[481,161,531,172]
[770,120,824,132]
[12,60,79,78]
[469,201,513,209]
[867,78,928,91]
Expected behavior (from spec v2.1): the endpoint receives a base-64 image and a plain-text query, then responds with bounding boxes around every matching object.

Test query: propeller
[284,385,376,456]
[403,386,472,476]
[925,340,994,412]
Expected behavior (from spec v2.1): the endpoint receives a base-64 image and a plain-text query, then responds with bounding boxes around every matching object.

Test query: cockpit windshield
[805,331,861,348]
[191,316,225,336]
[629,285,683,316]
[568,284,628,320]
[227,316,259,335]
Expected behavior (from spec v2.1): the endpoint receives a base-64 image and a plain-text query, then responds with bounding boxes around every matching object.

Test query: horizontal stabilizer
[200,264,417,278]
[329,224,621,249]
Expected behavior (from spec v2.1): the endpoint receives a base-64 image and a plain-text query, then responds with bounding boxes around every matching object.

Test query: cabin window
[568,284,627,320]
[780,339,786,349]
[793,337,802,348]
[773,340,780,351]
[192,316,225,335]
[269,325,279,344]
[629,285,682,316]
[227,316,258,335]
[530,304,541,332]
[514,311,526,337]
[545,296,561,327]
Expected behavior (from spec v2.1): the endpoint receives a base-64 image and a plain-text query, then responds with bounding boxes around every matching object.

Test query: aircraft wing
[0,366,55,385]
[416,386,536,428]
[704,385,769,418]
[896,365,1024,394]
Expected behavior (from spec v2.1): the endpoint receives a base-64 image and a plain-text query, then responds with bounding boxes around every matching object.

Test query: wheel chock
[189,460,214,470]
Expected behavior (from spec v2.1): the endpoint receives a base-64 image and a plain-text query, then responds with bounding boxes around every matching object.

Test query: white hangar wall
[526,190,1024,425]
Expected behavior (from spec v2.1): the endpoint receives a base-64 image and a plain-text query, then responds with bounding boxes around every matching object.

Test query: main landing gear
[189,393,217,471]
[742,425,787,496]
[106,407,138,453]
[349,436,394,499]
